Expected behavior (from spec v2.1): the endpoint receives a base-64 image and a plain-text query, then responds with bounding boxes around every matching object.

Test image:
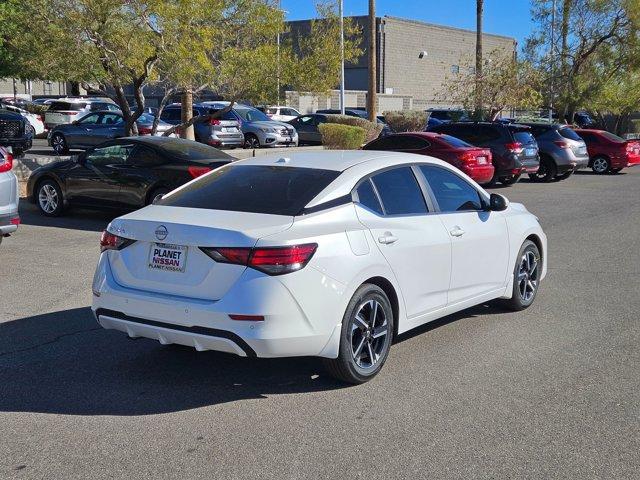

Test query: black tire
[610,167,623,174]
[13,148,24,157]
[244,133,261,149]
[529,156,557,182]
[51,133,69,155]
[591,156,610,174]
[323,284,394,384]
[36,178,64,217]
[147,187,169,206]
[500,173,521,186]
[555,170,573,181]
[500,240,541,311]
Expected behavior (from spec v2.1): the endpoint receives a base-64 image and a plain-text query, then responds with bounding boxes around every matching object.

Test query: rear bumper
[207,133,244,147]
[0,137,32,151]
[0,213,19,236]
[461,164,495,184]
[91,254,344,358]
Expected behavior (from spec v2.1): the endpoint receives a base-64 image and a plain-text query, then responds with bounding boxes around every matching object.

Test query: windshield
[158,165,340,216]
[234,107,271,122]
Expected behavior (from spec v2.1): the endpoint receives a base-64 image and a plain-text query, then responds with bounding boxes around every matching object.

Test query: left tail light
[200,243,318,275]
[138,126,153,135]
[505,142,523,154]
[0,151,13,173]
[554,141,571,149]
[100,230,135,252]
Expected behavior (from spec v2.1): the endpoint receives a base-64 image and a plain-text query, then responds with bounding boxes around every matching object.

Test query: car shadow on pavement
[0,303,507,416]
[19,199,116,232]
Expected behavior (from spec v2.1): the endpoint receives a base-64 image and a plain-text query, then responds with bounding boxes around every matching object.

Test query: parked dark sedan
[27,137,233,216]
[287,113,328,144]
[47,111,173,155]
[0,108,33,155]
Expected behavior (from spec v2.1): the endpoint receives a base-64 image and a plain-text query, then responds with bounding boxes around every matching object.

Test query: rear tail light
[229,314,264,321]
[505,142,523,154]
[187,166,212,178]
[137,126,153,135]
[0,151,13,173]
[458,151,476,163]
[209,118,221,125]
[37,115,43,122]
[10,216,20,226]
[200,243,318,275]
[554,141,571,149]
[100,230,135,252]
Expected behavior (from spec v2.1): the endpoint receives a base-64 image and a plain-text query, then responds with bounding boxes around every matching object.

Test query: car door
[116,144,167,207]
[418,165,510,304]
[90,112,126,145]
[292,115,316,143]
[354,166,452,319]
[67,113,102,147]
[65,143,133,207]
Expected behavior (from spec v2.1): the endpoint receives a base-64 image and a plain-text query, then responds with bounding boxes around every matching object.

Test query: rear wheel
[529,156,557,182]
[51,133,68,155]
[147,187,169,205]
[500,240,541,311]
[323,284,394,384]
[555,170,573,181]
[500,173,521,186]
[36,179,64,217]
[591,156,610,174]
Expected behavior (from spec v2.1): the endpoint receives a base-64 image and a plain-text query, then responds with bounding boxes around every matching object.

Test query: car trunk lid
[106,205,293,300]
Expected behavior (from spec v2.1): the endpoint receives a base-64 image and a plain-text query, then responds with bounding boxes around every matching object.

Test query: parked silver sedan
[47,111,173,155]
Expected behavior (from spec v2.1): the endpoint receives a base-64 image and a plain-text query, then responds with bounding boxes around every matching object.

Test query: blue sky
[282,0,534,47]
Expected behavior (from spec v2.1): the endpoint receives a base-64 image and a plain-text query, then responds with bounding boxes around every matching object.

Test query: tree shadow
[0,302,507,416]
[18,199,118,232]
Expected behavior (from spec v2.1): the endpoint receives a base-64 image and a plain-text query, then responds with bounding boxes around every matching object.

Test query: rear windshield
[512,131,536,144]
[438,134,473,148]
[600,131,625,143]
[558,127,582,141]
[158,140,232,160]
[206,109,236,121]
[48,101,86,111]
[158,165,340,216]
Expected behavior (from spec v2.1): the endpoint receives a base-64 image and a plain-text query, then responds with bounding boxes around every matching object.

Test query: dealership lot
[1,170,639,478]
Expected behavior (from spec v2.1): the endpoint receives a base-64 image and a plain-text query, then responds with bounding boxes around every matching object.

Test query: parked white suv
[263,106,301,122]
[0,147,20,246]
[44,97,120,129]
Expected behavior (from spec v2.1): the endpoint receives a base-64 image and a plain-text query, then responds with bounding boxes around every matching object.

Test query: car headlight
[259,127,275,133]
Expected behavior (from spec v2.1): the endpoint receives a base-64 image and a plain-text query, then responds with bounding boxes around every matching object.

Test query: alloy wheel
[349,299,390,371]
[245,135,260,148]
[52,135,66,154]
[592,157,609,173]
[38,184,59,214]
[517,250,539,302]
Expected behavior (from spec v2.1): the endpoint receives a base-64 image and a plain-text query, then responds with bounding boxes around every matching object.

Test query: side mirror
[488,193,509,211]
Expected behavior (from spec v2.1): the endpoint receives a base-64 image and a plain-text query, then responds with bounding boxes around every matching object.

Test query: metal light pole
[339,0,345,115]
[277,0,281,106]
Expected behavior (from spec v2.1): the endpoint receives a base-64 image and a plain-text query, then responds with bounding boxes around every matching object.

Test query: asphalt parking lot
[1,168,639,479]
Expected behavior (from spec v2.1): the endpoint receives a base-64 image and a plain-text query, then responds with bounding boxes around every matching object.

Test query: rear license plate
[222,127,236,132]
[525,148,536,156]
[148,243,187,273]
[477,156,487,165]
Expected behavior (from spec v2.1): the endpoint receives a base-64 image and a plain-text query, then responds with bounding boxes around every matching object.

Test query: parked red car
[574,129,640,174]
[363,132,494,184]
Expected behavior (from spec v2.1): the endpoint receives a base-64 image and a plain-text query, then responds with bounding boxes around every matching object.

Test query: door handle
[450,226,465,237]
[378,232,398,244]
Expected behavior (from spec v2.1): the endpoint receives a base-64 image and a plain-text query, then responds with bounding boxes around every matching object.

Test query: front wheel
[500,240,541,311]
[36,179,64,217]
[51,133,69,155]
[323,284,394,384]
[500,173,521,186]
[591,156,610,174]
[244,134,261,149]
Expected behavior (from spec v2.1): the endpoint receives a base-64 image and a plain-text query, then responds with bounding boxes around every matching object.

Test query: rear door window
[370,167,428,215]
[158,165,340,216]
[558,127,582,141]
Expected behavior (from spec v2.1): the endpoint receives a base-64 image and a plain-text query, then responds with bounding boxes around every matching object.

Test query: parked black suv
[0,108,33,156]
[428,122,540,186]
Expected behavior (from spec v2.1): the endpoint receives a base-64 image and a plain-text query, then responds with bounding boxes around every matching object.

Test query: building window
[468,66,476,74]
[451,65,460,74]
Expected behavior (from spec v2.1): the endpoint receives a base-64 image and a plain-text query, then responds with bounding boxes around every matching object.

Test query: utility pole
[475,0,483,119]
[367,0,376,122]
[549,0,556,123]
[277,0,281,106]
[339,0,345,115]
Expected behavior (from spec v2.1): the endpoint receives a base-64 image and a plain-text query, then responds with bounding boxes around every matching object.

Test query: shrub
[383,110,427,132]
[325,114,383,143]
[318,123,366,150]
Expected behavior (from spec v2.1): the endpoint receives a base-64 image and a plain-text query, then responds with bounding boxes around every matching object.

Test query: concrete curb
[13,145,324,182]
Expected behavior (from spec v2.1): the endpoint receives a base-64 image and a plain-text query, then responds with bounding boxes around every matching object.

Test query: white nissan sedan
[92,151,547,384]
